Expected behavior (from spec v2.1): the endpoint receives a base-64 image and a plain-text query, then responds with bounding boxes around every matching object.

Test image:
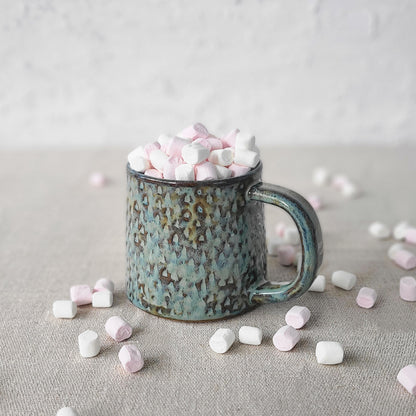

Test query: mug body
[126,163,267,321]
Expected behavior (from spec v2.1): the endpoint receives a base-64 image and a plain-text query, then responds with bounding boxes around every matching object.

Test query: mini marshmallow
[405,228,416,245]
[53,300,77,319]
[208,148,234,166]
[215,165,232,180]
[400,276,416,301]
[285,306,311,329]
[388,243,405,259]
[157,134,172,150]
[175,164,195,181]
[149,149,169,172]
[222,129,239,148]
[313,167,331,186]
[206,137,223,150]
[341,181,359,199]
[78,330,100,358]
[228,163,250,177]
[163,155,183,180]
[331,174,350,190]
[307,194,322,210]
[397,364,416,395]
[144,169,163,179]
[56,407,79,416]
[209,328,235,354]
[193,137,212,151]
[283,227,300,245]
[394,221,411,240]
[368,222,391,239]
[393,250,416,270]
[277,245,297,266]
[177,123,209,140]
[89,172,107,187]
[275,222,286,237]
[331,270,357,291]
[70,285,92,306]
[316,341,344,365]
[127,149,150,172]
[144,141,161,156]
[273,325,300,351]
[94,278,115,293]
[182,142,210,165]
[308,275,326,292]
[239,326,262,345]
[92,290,113,308]
[235,132,255,150]
[118,344,144,373]
[356,287,377,309]
[267,236,282,256]
[233,148,259,168]
[195,161,218,181]
[105,316,133,342]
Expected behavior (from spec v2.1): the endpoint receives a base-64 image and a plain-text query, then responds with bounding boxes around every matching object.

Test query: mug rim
[127,161,262,187]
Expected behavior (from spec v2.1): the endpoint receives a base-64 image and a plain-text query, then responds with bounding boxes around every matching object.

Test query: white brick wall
[1,0,415,148]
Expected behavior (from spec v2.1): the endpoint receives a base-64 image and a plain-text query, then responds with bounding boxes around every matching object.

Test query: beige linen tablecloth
[0,147,415,415]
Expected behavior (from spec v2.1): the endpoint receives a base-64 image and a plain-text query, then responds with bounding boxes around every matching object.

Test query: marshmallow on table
[177,122,209,140]
[78,330,100,358]
[182,142,210,165]
[283,227,300,245]
[235,132,255,150]
[119,345,144,373]
[70,285,92,306]
[273,325,300,351]
[307,194,322,210]
[356,287,377,308]
[308,275,326,292]
[277,245,297,266]
[368,222,391,239]
[175,164,195,181]
[163,156,182,180]
[195,162,218,181]
[105,316,133,342]
[144,169,163,179]
[331,270,357,290]
[275,222,286,237]
[312,167,331,186]
[149,149,169,172]
[53,300,77,319]
[234,148,259,168]
[400,276,416,301]
[316,341,344,365]
[128,147,151,173]
[392,250,416,270]
[56,407,79,416]
[209,328,235,353]
[267,236,282,256]
[222,129,239,148]
[94,278,114,293]
[331,174,350,190]
[208,148,234,166]
[388,243,405,259]
[228,163,250,177]
[405,228,416,245]
[239,326,262,345]
[394,221,411,240]
[89,172,107,187]
[215,165,232,179]
[92,290,113,308]
[285,306,311,329]
[397,364,416,395]
[341,181,359,199]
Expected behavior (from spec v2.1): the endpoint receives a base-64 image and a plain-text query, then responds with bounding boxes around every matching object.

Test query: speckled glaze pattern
[126,163,323,321]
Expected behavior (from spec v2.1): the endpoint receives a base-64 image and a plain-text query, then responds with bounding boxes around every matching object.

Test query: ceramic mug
[126,162,323,321]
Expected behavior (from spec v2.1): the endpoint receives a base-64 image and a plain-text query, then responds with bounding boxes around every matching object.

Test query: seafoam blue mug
[126,162,323,321]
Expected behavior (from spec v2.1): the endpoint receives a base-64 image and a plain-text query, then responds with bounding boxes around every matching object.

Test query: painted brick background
[1,0,415,148]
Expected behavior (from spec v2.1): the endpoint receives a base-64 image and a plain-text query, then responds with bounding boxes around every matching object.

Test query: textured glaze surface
[126,164,266,321]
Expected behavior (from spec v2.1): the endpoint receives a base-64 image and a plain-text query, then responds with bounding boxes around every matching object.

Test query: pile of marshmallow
[127,123,260,181]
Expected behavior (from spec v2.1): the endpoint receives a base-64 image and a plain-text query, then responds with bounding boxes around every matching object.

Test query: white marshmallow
[394,221,411,240]
[308,275,326,292]
[341,182,359,199]
[316,341,344,365]
[285,306,311,329]
[388,243,405,259]
[92,291,113,308]
[283,227,300,245]
[94,278,114,293]
[127,147,151,172]
[208,149,234,166]
[312,167,331,186]
[233,148,259,168]
[78,330,100,358]
[56,407,79,416]
[149,149,169,172]
[157,134,172,147]
[209,328,235,353]
[331,270,357,290]
[215,165,232,179]
[368,222,391,239]
[267,236,283,256]
[238,326,262,345]
[182,142,210,165]
[53,300,77,319]
[175,164,195,181]
[235,132,255,150]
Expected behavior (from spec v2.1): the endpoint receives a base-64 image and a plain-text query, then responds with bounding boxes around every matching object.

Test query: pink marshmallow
[144,141,161,157]
[94,278,114,293]
[277,245,297,266]
[144,169,163,179]
[193,137,212,151]
[105,316,133,342]
[273,325,300,351]
[195,162,218,181]
[393,250,416,270]
[88,172,108,187]
[405,228,416,245]
[206,137,223,150]
[166,136,190,158]
[356,287,377,308]
[285,305,311,329]
[307,194,322,210]
[397,364,416,395]
[70,285,92,306]
[228,163,250,177]
[178,123,209,140]
[400,276,416,301]
[222,129,239,148]
[331,174,350,190]
[163,156,182,180]
[275,222,286,237]
[118,344,144,373]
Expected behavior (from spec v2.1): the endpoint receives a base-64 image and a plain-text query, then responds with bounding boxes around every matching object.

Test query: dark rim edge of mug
[126,161,262,187]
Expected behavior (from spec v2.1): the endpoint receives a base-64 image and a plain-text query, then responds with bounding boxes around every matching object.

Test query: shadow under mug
[126,162,323,321]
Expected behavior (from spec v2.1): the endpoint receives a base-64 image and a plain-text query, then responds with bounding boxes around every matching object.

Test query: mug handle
[247,182,323,304]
